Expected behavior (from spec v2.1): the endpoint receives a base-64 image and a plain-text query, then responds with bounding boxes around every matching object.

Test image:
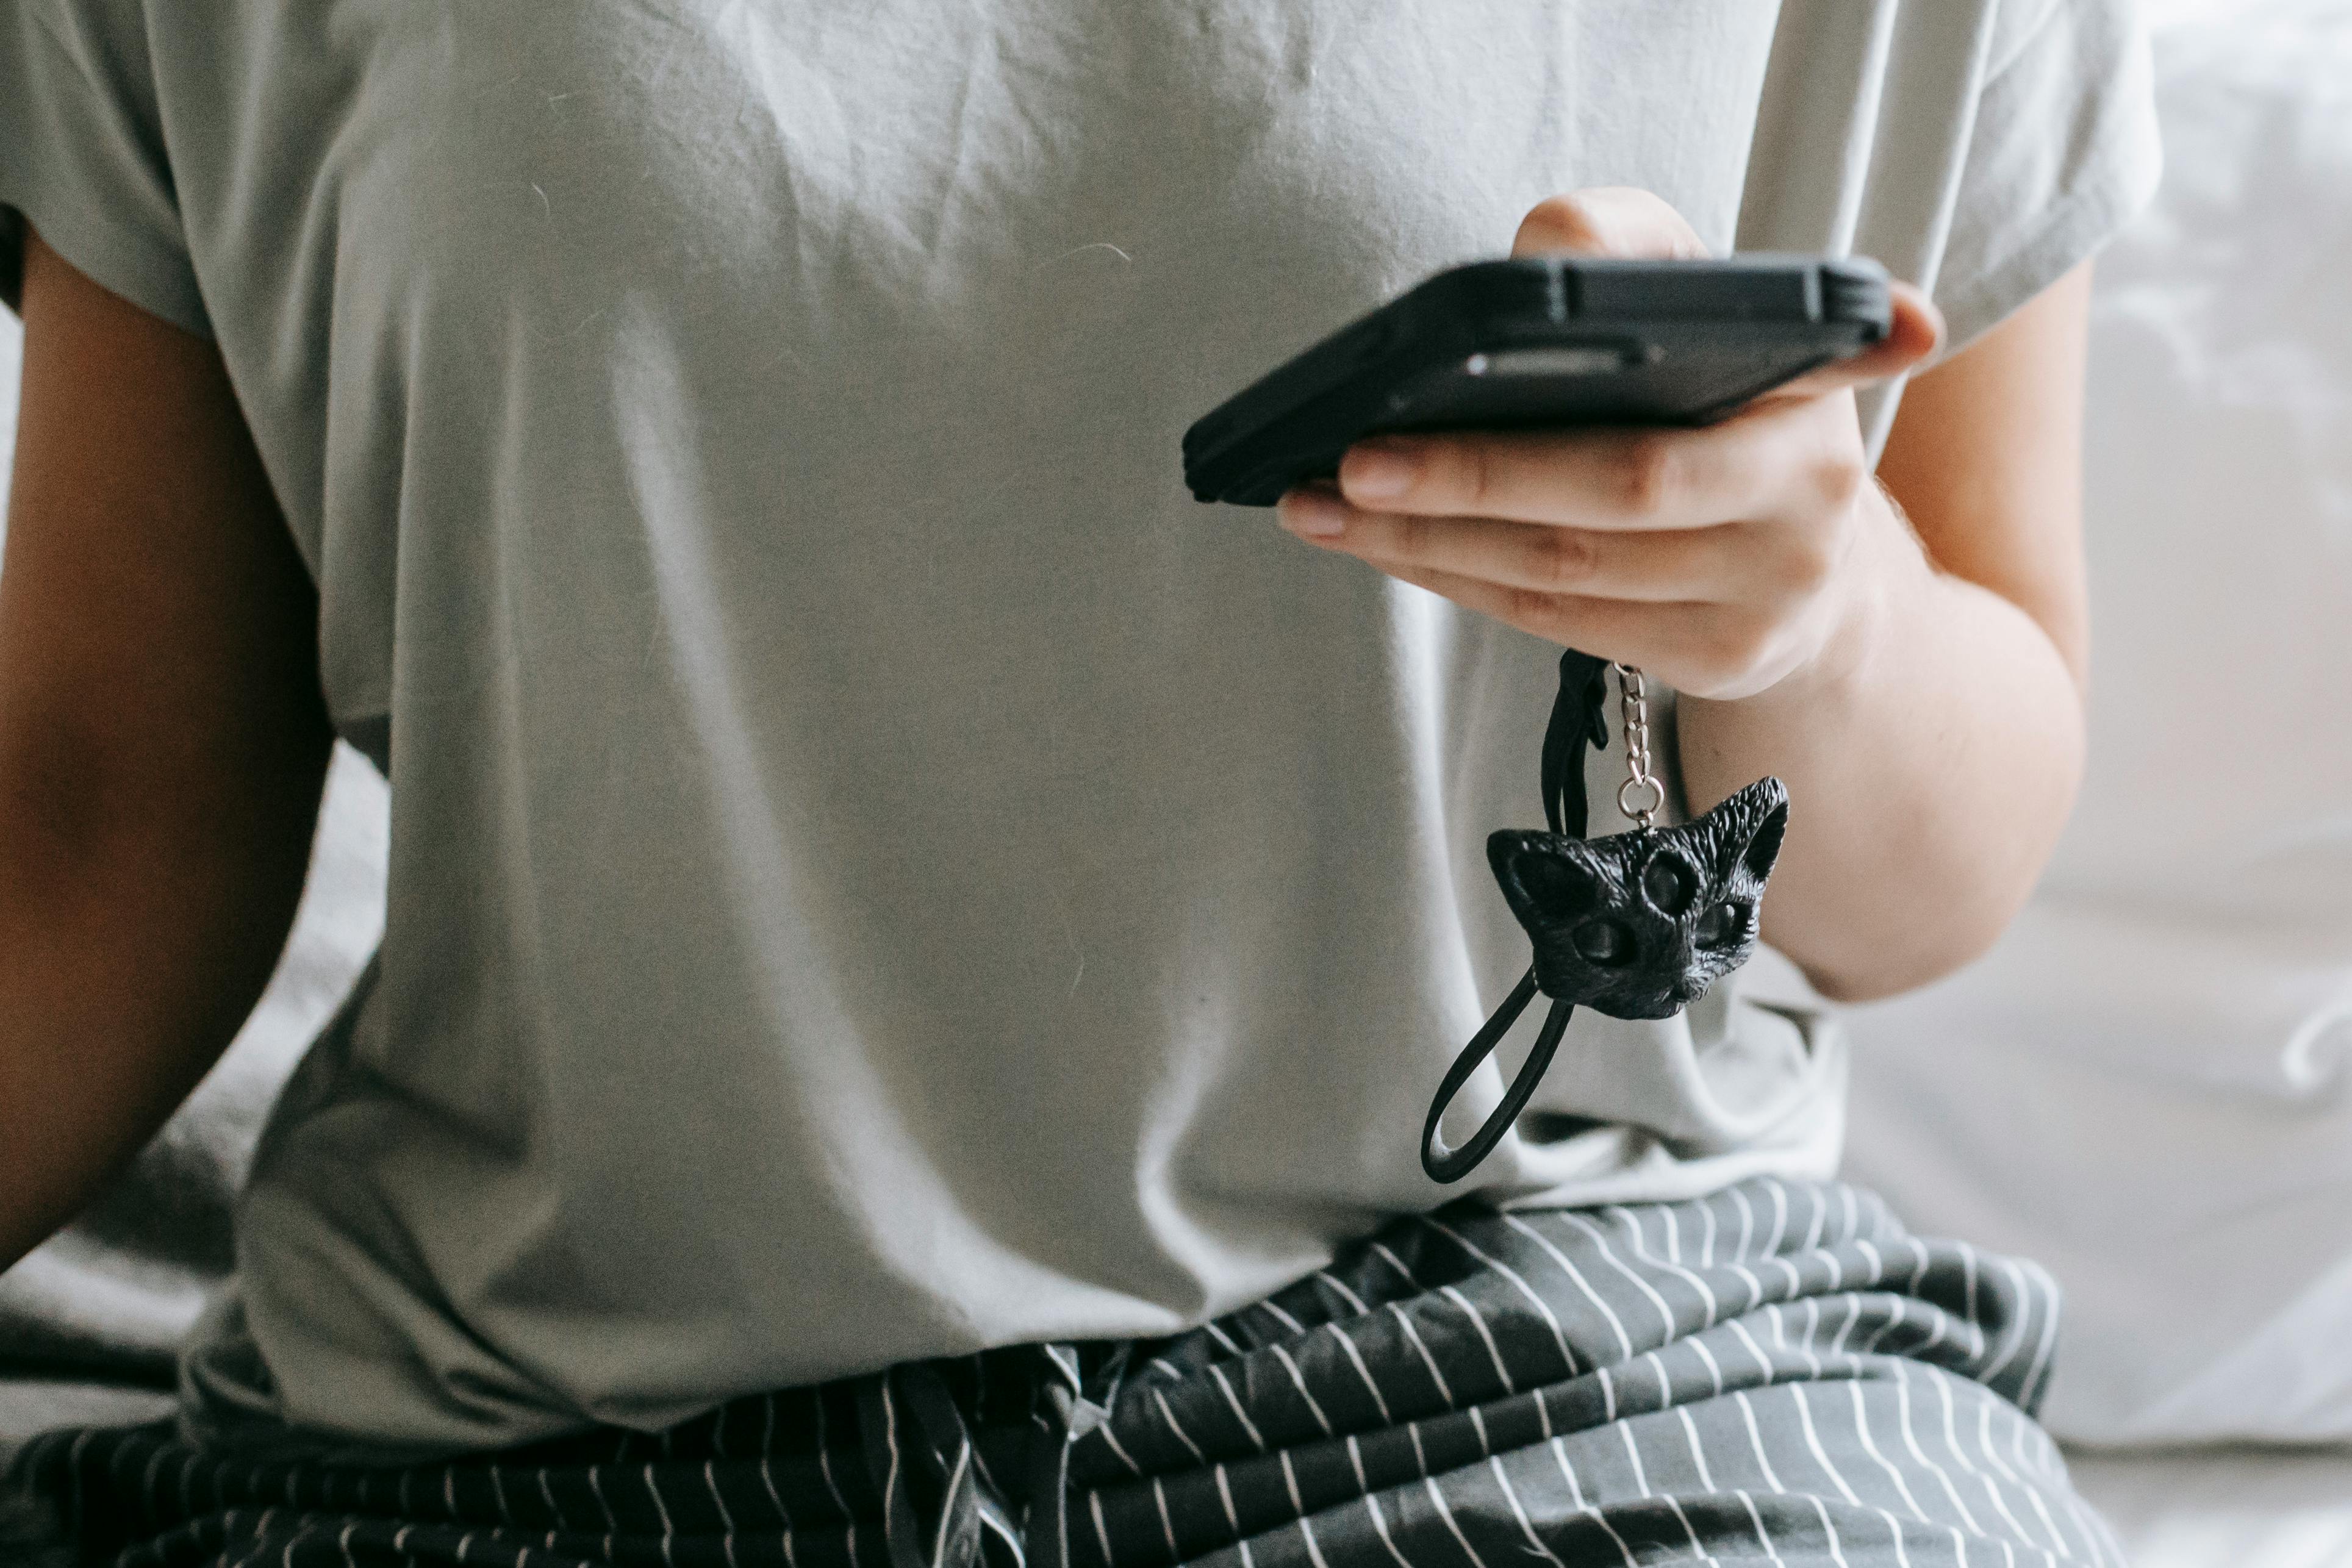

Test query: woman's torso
[106,0,2026,1454]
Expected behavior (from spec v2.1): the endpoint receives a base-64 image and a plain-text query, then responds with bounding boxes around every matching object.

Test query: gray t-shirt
[1,0,2158,1455]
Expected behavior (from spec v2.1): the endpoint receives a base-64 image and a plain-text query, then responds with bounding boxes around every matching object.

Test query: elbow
[1782,801,2079,1008]
[1788,701,2085,1008]
[1790,824,2067,1005]
[2,714,329,950]
[1799,900,2020,1005]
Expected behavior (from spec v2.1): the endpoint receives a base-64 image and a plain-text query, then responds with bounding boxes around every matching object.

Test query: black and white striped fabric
[7,1179,2124,1567]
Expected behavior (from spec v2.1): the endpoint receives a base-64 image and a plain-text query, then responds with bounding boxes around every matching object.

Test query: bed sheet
[1845,0,2352,1448]
[2070,1448,2352,1567]
[0,1378,173,1443]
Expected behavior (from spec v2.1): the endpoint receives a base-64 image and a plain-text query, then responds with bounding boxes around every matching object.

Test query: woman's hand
[1276,187,2097,1003]
[1275,188,1945,704]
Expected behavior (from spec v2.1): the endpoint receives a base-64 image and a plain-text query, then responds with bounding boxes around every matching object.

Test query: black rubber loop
[1421,972,1576,1184]
[1420,648,1608,1185]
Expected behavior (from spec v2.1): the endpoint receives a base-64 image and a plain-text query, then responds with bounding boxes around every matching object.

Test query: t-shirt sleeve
[1932,0,2163,353]
[0,0,210,334]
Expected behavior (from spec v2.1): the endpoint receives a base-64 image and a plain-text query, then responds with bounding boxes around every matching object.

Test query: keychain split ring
[1616,774,1666,821]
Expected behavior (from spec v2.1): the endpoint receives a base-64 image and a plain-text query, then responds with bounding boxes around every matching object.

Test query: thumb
[1512,188,1712,261]
[1513,188,1945,395]
[1769,278,1943,398]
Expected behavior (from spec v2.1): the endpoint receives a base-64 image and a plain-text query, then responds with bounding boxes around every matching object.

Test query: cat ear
[1486,831,1609,926]
[1741,798,1788,882]
[1723,778,1790,885]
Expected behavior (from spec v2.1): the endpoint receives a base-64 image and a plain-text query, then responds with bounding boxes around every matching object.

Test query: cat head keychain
[1421,649,1788,1183]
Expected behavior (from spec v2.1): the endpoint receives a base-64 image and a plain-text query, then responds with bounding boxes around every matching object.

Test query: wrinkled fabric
[9,1181,2117,1567]
[0,1,2160,1452]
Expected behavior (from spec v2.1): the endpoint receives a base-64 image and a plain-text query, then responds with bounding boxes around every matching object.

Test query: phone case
[1182,254,1891,507]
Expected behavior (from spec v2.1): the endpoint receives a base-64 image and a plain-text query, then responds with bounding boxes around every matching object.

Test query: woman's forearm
[1676,493,2085,1001]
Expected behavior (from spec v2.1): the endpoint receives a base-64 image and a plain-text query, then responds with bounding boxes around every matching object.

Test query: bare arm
[1677,264,2092,999]
[0,230,331,1272]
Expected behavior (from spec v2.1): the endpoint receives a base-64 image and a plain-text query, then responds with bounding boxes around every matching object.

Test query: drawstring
[857,1344,1124,1568]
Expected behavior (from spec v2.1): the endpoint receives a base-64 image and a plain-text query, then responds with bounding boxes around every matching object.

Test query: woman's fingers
[1371,560,1773,684]
[1331,393,1862,531]
[1279,493,1770,604]
[1767,279,1946,399]
[1275,183,1923,699]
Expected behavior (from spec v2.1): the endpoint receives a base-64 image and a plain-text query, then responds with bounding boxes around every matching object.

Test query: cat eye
[1694,901,1748,947]
[1640,855,1696,915]
[1571,917,1635,965]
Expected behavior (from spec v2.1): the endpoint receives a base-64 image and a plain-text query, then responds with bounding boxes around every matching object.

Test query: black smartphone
[1182,254,1891,507]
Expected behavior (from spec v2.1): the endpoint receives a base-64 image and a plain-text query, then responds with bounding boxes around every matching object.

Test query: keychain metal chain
[1612,662,1665,829]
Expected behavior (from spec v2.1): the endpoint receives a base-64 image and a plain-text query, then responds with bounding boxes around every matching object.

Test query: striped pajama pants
[6,1178,2125,1568]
